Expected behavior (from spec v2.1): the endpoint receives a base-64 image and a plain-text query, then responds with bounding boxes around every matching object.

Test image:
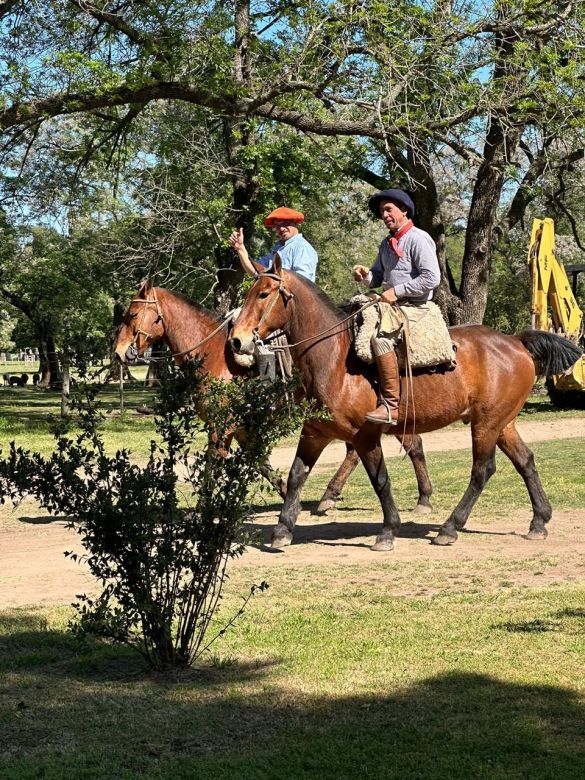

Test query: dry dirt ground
[2,418,585,608]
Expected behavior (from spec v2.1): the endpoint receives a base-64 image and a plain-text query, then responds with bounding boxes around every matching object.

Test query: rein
[128,289,235,361]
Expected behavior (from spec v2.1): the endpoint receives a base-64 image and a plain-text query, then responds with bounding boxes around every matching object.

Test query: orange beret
[264,207,305,227]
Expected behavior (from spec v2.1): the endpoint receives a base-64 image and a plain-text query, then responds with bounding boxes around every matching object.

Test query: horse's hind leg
[258,461,287,499]
[316,443,359,515]
[434,427,498,546]
[315,434,433,516]
[354,434,401,552]
[400,433,433,515]
[496,421,552,540]
[272,432,330,548]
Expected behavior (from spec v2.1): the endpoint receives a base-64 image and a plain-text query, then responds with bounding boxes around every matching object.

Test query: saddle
[350,295,457,372]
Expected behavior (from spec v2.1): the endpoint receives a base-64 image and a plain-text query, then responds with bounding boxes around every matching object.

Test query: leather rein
[127,288,234,361]
[251,271,380,350]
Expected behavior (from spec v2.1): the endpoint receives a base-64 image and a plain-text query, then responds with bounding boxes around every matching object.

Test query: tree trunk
[457,22,522,325]
[215,1,257,313]
[457,119,520,324]
[407,147,462,325]
[36,320,61,388]
[60,355,70,418]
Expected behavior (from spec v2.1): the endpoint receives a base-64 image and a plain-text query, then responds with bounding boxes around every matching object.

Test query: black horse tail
[516,330,583,377]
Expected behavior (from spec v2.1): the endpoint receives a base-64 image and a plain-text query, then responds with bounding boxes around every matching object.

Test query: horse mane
[157,288,221,322]
[287,272,348,321]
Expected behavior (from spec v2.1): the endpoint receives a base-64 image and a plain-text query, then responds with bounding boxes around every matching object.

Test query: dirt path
[2,418,585,608]
[268,417,585,470]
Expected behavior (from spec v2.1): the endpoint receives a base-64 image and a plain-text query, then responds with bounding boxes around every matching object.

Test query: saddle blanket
[351,295,456,370]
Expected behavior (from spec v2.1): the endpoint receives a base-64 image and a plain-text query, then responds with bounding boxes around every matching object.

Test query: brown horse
[112,280,433,510]
[230,256,582,551]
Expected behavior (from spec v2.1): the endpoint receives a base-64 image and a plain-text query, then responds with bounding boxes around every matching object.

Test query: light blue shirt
[257,233,318,282]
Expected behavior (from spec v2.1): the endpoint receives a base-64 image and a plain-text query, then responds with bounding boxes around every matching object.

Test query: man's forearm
[237,248,257,277]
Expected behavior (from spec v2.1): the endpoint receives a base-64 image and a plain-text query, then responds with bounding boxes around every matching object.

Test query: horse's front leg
[354,431,401,552]
[315,443,360,515]
[272,431,331,548]
[399,433,433,514]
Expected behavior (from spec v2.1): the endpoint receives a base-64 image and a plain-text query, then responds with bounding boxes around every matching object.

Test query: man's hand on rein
[380,287,398,304]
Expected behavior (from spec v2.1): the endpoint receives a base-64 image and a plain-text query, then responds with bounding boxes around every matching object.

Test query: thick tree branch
[0,0,19,19]
[68,1,154,50]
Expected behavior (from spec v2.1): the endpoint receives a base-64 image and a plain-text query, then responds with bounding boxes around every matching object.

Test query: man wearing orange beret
[228,207,318,282]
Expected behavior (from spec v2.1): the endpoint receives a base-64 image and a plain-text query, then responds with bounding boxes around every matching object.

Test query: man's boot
[365,350,400,425]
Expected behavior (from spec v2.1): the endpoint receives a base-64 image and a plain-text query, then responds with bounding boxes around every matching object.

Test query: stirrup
[365,398,399,425]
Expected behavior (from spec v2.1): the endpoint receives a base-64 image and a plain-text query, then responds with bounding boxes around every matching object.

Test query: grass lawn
[1,585,584,778]
[1,382,584,460]
[1,384,584,778]
[0,379,161,459]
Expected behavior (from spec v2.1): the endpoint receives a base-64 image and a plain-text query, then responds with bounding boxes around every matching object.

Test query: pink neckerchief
[388,219,414,258]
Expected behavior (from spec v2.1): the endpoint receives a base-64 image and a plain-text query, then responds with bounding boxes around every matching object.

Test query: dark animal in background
[32,373,40,385]
[3,372,30,387]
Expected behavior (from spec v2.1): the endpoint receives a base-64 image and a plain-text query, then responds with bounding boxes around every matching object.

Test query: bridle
[125,288,165,362]
[250,271,380,350]
[251,271,294,338]
[123,287,236,362]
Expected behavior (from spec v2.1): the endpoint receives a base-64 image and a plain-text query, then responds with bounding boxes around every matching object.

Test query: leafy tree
[0,2,584,322]
[0,216,112,385]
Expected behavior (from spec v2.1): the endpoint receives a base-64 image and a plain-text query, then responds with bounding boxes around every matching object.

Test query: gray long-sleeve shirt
[364,226,440,302]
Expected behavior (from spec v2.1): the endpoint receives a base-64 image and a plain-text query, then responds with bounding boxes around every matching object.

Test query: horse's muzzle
[230,335,255,356]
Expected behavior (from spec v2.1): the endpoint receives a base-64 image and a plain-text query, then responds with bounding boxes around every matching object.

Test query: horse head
[230,254,294,356]
[113,279,166,364]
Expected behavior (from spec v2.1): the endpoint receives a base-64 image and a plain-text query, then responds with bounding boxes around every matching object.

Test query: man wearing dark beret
[353,189,441,425]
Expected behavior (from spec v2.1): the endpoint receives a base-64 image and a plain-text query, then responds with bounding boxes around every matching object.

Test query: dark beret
[368,189,415,219]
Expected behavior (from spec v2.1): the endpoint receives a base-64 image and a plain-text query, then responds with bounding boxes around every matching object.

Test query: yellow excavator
[528,217,585,406]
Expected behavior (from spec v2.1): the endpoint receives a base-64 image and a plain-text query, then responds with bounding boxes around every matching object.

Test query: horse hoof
[432,532,457,546]
[371,536,395,552]
[412,503,433,516]
[524,528,548,541]
[315,498,336,516]
[271,528,293,548]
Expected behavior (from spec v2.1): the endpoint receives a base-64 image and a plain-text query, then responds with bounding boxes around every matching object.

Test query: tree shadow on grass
[496,607,585,635]
[1,617,584,780]
[0,612,279,687]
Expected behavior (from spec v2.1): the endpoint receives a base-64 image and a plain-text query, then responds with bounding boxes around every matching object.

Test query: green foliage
[485,236,531,333]
[1,365,309,669]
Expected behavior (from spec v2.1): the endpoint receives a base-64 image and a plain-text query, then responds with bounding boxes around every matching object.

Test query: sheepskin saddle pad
[351,294,457,370]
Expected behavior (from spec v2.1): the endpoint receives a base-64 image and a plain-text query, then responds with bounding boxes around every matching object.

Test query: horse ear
[251,261,265,275]
[138,278,153,298]
[270,252,283,276]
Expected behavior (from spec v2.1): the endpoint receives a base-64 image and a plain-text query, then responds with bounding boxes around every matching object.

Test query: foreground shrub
[1,365,306,669]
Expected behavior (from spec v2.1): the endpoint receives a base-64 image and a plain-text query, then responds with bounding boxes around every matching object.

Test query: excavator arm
[528,217,583,338]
